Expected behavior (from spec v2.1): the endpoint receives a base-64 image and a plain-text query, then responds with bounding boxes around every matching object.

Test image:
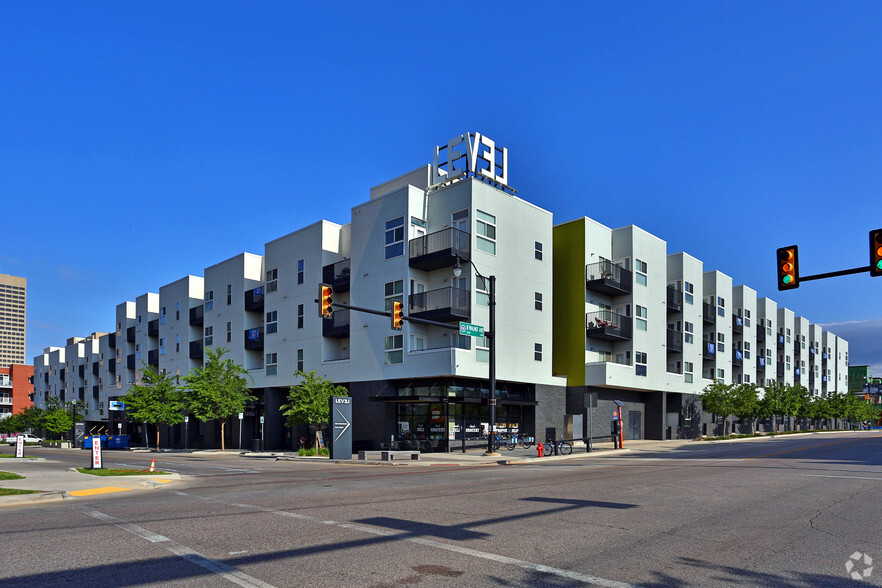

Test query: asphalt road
[2,432,880,587]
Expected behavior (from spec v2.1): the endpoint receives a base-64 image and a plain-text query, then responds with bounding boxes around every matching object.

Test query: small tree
[701,381,734,436]
[121,364,187,450]
[42,405,74,440]
[280,370,348,449]
[0,406,44,435]
[782,384,810,431]
[183,348,254,451]
[759,381,787,432]
[730,383,760,434]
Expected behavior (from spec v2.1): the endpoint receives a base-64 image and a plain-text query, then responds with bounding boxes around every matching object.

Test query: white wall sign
[432,132,510,189]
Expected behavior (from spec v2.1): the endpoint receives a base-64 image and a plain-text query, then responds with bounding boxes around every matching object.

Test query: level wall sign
[431,132,513,192]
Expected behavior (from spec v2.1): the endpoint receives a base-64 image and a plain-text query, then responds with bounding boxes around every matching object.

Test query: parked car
[6,434,42,446]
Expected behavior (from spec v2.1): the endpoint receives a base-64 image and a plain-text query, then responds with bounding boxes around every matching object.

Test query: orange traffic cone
[149,459,156,472]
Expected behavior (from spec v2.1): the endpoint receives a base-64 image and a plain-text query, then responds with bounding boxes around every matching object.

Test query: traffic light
[319,284,333,318]
[776,246,799,291]
[871,229,882,277]
[391,300,404,330]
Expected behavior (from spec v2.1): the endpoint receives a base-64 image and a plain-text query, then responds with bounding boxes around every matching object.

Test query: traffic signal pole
[777,229,882,290]
[313,297,460,331]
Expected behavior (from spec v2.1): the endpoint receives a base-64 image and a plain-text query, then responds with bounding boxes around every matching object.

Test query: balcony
[702,302,715,324]
[756,325,766,342]
[666,285,683,312]
[666,329,683,352]
[78,365,85,378]
[189,340,204,360]
[732,315,743,334]
[245,286,265,313]
[702,341,716,360]
[108,332,116,348]
[92,385,99,398]
[0,396,12,406]
[108,361,116,374]
[757,357,766,370]
[92,362,99,375]
[127,326,136,343]
[733,349,743,367]
[127,354,136,370]
[586,311,632,342]
[777,362,785,377]
[409,228,470,271]
[189,305,204,325]
[322,308,351,339]
[244,326,264,350]
[148,319,159,337]
[59,368,65,381]
[78,387,85,402]
[809,373,815,384]
[322,259,351,293]
[408,287,470,323]
[148,349,159,366]
[777,334,784,348]
[585,262,632,296]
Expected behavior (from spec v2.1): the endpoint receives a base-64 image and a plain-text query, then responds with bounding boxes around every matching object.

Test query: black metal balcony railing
[702,341,716,360]
[732,315,743,334]
[809,373,815,384]
[189,305,204,325]
[703,302,716,324]
[244,326,264,350]
[127,326,136,343]
[777,362,785,377]
[586,311,633,342]
[148,319,159,337]
[322,308,351,339]
[667,328,683,352]
[733,349,743,366]
[127,354,136,370]
[245,286,265,313]
[189,340,204,360]
[409,287,470,323]
[409,228,470,271]
[666,285,683,312]
[756,325,766,342]
[777,334,785,347]
[148,349,159,366]
[757,357,766,370]
[585,262,632,296]
[322,259,351,293]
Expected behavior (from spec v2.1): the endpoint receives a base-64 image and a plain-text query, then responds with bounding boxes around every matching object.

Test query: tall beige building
[0,274,27,367]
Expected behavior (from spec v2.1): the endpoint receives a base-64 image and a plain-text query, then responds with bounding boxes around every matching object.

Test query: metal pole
[589,403,593,453]
[486,275,498,456]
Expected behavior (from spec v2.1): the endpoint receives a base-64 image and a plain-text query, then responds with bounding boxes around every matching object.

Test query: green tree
[782,384,810,431]
[759,382,788,432]
[280,371,348,448]
[42,398,83,441]
[701,381,734,436]
[121,364,187,450]
[730,383,760,434]
[183,348,254,451]
[0,406,45,435]
[806,395,832,429]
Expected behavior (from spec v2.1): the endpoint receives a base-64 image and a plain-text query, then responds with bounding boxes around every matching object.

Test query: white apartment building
[553,216,849,440]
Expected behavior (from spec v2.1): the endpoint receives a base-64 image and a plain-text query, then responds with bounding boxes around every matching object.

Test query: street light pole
[454,256,498,456]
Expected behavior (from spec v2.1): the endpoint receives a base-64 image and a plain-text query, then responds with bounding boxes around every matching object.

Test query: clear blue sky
[2,2,880,372]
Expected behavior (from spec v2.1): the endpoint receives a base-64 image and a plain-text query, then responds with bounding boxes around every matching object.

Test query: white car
[6,434,42,446]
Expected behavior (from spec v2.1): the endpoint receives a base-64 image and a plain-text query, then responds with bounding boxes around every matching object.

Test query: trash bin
[251,439,262,453]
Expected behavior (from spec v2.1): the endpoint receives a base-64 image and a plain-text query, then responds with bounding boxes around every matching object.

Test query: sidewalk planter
[44,441,72,448]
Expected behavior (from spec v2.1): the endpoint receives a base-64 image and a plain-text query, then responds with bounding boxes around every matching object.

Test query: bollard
[537,443,543,458]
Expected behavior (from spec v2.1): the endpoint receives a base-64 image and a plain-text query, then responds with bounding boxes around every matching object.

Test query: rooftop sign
[431,132,513,193]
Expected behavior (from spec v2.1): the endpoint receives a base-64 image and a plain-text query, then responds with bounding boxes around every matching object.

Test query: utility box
[565,415,583,440]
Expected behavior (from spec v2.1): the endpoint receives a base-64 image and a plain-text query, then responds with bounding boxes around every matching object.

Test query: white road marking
[175,492,642,588]
[83,510,275,588]
[802,474,882,481]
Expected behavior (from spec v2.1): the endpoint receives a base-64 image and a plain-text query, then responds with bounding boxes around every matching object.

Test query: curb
[0,491,67,507]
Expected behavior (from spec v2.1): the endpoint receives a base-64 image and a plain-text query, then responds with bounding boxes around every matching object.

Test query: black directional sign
[330,396,352,460]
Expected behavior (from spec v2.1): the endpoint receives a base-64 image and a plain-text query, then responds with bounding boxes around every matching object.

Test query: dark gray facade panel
[535,384,567,441]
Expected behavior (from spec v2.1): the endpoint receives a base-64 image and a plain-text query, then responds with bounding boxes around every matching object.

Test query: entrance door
[628,411,641,440]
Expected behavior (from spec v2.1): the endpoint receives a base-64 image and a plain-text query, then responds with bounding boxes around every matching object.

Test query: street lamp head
[453,256,463,278]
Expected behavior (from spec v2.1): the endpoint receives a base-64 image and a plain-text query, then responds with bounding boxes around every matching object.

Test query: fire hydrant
[537,442,544,458]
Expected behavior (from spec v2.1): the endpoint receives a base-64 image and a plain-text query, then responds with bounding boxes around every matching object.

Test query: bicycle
[517,434,534,449]
[544,438,572,456]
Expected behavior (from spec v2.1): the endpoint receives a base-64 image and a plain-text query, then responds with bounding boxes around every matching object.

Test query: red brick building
[0,364,34,419]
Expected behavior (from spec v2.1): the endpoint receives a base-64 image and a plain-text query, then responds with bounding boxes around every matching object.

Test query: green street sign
[459,322,485,337]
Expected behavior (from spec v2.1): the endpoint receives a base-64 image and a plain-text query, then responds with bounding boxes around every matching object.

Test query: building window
[685,361,694,383]
[717,332,725,352]
[744,374,750,383]
[159,338,166,355]
[476,210,496,254]
[175,302,181,321]
[205,291,213,311]
[159,307,167,325]
[786,328,791,344]
[535,241,543,260]
[266,353,277,376]
[384,280,404,312]
[635,259,648,286]
[226,284,232,305]
[410,334,426,352]
[636,305,648,331]
[717,297,725,317]
[175,334,180,353]
[297,349,304,372]
[204,326,213,347]
[135,343,141,360]
[476,335,489,363]
[384,335,403,364]
[534,292,543,311]
[744,309,751,327]
[474,276,490,307]
[684,321,694,344]
[636,351,647,376]
[385,217,405,259]
[266,311,278,334]
[717,368,725,382]
[296,259,304,285]
[534,343,543,361]
[684,281,694,305]
[266,269,278,292]
[744,341,751,359]
[297,304,304,328]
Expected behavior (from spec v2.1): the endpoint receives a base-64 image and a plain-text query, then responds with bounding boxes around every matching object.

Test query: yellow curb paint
[69,487,131,497]
[152,479,171,484]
